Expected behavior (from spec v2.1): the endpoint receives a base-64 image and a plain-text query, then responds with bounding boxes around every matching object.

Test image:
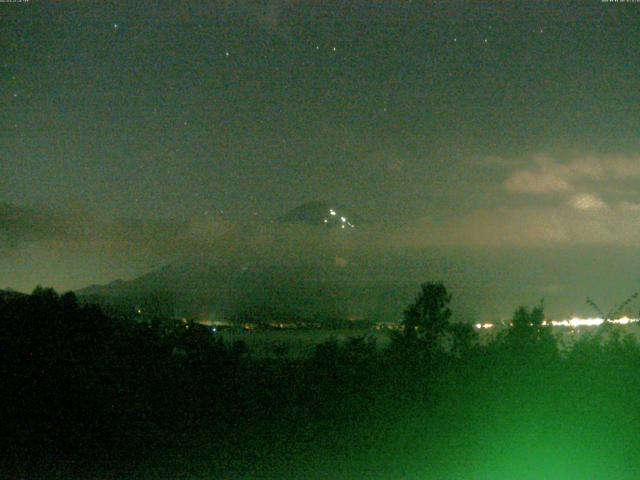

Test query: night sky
[2,1,640,317]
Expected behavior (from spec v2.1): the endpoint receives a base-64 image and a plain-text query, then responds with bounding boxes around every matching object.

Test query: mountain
[74,202,640,324]
[75,246,640,326]
[277,200,362,229]
[75,256,413,324]
[75,202,394,324]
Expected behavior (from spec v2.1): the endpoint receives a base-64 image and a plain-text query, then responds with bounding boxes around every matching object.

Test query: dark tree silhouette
[394,282,452,354]
[501,303,558,362]
[448,321,479,358]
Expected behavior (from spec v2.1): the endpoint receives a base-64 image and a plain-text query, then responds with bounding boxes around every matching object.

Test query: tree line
[2,283,640,479]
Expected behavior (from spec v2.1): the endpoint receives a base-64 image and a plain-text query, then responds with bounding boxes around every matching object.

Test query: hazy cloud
[389,208,569,248]
[387,195,640,249]
[0,203,72,251]
[618,201,640,212]
[5,176,640,293]
[570,193,607,211]
[504,154,640,196]
[504,170,573,194]
[0,202,235,268]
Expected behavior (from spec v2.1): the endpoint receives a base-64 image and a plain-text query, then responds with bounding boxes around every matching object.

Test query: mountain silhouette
[277,201,362,229]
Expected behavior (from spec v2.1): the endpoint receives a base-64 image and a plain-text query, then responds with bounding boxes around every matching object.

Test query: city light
[474,316,640,330]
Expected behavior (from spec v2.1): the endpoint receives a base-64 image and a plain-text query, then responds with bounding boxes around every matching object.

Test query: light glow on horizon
[474,316,640,330]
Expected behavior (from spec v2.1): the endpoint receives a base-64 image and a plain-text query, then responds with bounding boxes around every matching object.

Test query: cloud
[5,170,640,294]
[503,154,640,196]
[0,200,378,290]
[386,194,640,249]
[0,202,236,266]
[569,193,607,211]
[0,203,72,250]
[0,202,251,291]
[504,170,573,194]
[387,207,569,248]
[618,201,640,212]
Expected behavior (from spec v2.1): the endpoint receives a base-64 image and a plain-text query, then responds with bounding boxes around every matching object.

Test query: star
[113,23,119,30]
[225,51,230,57]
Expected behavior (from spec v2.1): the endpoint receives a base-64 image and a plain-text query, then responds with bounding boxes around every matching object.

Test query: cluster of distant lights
[324,209,355,229]
[475,316,640,330]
